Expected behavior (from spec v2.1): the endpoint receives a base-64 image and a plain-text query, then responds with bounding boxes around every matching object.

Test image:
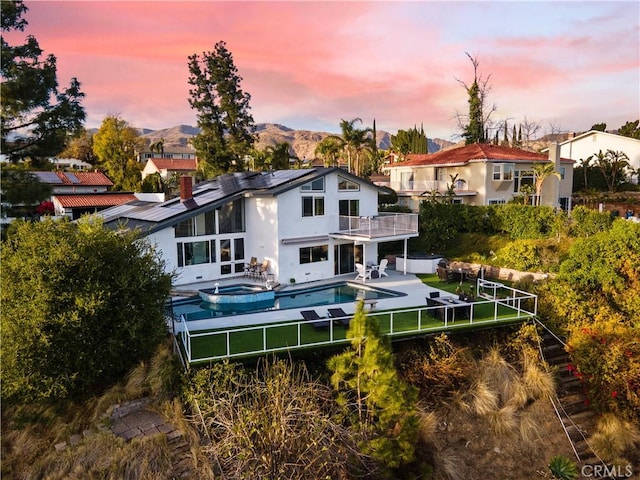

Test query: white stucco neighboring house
[94,168,419,286]
[141,158,198,181]
[541,130,640,183]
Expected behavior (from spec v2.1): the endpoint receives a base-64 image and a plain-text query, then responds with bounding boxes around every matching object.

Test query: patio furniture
[355,263,372,282]
[431,296,471,322]
[301,310,330,330]
[429,291,440,298]
[256,259,270,280]
[327,307,350,327]
[377,258,389,277]
[244,257,258,277]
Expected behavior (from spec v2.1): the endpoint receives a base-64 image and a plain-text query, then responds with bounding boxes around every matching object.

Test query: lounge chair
[377,258,389,277]
[301,310,330,330]
[327,307,350,327]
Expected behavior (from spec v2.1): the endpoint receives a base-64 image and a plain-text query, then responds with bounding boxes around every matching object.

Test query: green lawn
[182,274,534,364]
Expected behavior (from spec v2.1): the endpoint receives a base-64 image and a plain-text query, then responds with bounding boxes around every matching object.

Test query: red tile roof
[148,158,197,170]
[57,171,114,186]
[54,193,136,208]
[390,143,573,167]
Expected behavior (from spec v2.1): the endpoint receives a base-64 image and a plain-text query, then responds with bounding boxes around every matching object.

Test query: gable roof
[54,193,137,208]
[32,171,114,186]
[146,158,197,171]
[388,143,573,167]
[540,130,640,152]
[96,167,376,234]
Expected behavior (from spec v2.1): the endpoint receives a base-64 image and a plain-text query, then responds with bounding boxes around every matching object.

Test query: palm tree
[149,138,165,156]
[593,149,630,193]
[266,142,291,170]
[337,118,373,175]
[578,156,593,191]
[532,161,561,206]
[314,137,342,167]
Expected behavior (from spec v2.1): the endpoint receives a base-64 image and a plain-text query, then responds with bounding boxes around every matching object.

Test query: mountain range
[139,123,456,158]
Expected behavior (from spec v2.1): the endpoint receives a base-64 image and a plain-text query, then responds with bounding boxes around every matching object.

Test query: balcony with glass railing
[335,213,418,239]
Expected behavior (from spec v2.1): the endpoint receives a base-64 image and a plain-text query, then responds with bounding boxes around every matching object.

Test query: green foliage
[1,217,173,403]
[1,1,86,161]
[391,125,429,155]
[92,115,143,190]
[188,41,255,177]
[588,149,631,193]
[567,205,613,237]
[0,167,52,214]
[314,136,342,167]
[463,78,485,144]
[328,302,419,469]
[548,455,578,480]
[265,141,292,170]
[617,119,640,139]
[491,204,562,239]
[590,122,607,132]
[335,118,374,176]
[496,239,541,271]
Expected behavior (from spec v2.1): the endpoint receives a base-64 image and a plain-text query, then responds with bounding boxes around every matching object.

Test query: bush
[568,205,613,237]
[497,239,541,271]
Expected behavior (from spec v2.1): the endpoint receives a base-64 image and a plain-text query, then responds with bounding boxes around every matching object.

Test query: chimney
[179,175,193,202]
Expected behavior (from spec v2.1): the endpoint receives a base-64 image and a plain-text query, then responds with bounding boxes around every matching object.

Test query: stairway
[539,329,607,472]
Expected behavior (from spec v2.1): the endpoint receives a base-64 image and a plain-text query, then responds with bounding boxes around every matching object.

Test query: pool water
[169,281,405,320]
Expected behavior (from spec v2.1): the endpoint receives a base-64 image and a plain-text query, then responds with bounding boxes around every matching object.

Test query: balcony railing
[388,180,469,193]
[336,213,418,238]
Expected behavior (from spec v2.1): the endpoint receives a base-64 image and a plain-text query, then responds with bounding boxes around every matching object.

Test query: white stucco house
[382,143,574,212]
[95,168,419,286]
[541,130,640,183]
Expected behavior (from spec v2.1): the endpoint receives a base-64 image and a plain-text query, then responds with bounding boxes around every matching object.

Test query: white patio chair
[377,258,389,277]
[354,263,371,282]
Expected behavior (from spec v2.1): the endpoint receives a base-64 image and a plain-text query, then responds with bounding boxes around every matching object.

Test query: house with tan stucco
[383,143,574,212]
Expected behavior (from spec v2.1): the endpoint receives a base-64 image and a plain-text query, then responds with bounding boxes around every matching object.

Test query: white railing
[389,180,469,193]
[337,213,418,238]
[174,287,537,365]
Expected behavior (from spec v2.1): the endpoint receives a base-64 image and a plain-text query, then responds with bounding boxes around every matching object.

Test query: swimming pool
[169,281,405,321]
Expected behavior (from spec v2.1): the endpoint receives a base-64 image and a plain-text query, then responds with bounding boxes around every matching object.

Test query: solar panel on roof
[35,172,63,184]
[66,173,80,184]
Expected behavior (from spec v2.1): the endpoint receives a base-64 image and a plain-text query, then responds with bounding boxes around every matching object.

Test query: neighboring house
[53,192,137,220]
[141,158,198,181]
[50,157,93,171]
[541,130,640,183]
[137,146,197,163]
[31,171,114,194]
[95,168,418,286]
[382,143,574,212]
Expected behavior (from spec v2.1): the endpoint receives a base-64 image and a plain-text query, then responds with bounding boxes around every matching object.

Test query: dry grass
[589,413,640,462]
[468,380,500,415]
[418,410,439,443]
[519,407,544,446]
[433,448,466,480]
[486,405,518,436]
[480,347,521,405]
[522,356,555,401]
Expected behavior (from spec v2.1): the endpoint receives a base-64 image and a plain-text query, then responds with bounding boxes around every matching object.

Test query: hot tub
[395,253,444,274]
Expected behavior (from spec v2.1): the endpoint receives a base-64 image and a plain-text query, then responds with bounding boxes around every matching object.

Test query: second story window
[338,175,359,191]
[492,163,514,181]
[302,196,324,217]
[301,177,324,192]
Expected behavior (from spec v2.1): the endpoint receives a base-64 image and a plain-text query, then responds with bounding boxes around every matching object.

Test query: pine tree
[512,124,517,148]
[188,41,255,177]
[502,120,509,146]
[328,302,419,469]
[517,124,523,148]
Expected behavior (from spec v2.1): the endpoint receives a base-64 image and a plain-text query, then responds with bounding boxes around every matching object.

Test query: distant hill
[139,123,455,158]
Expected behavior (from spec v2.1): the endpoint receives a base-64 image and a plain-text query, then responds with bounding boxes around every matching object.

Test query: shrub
[497,239,541,271]
[548,455,578,480]
[568,205,613,237]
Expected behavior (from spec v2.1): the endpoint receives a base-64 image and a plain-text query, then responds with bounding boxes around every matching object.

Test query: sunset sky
[7,1,640,141]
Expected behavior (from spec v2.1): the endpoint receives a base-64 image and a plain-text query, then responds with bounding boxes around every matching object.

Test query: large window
[301,177,324,191]
[302,196,324,217]
[219,198,245,234]
[339,199,359,216]
[177,240,211,266]
[174,210,215,237]
[492,163,514,181]
[514,170,535,193]
[300,245,328,264]
[338,175,359,191]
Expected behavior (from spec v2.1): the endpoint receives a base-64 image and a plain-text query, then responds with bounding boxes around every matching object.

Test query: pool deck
[170,268,436,331]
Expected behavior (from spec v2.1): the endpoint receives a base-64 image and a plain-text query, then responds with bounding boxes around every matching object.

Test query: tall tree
[1,0,85,162]
[457,53,495,144]
[265,141,291,170]
[92,115,143,190]
[58,128,97,165]
[1,216,173,402]
[0,167,52,217]
[617,120,640,139]
[328,302,419,469]
[390,125,428,156]
[188,41,255,177]
[590,149,630,193]
[314,136,342,167]
[590,122,607,132]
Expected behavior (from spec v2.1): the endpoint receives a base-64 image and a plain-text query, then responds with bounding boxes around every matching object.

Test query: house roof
[146,158,197,171]
[387,143,573,168]
[32,171,114,186]
[54,193,137,208]
[540,130,640,152]
[96,167,376,234]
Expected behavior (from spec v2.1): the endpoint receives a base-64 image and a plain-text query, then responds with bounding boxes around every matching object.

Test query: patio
[169,268,537,366]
